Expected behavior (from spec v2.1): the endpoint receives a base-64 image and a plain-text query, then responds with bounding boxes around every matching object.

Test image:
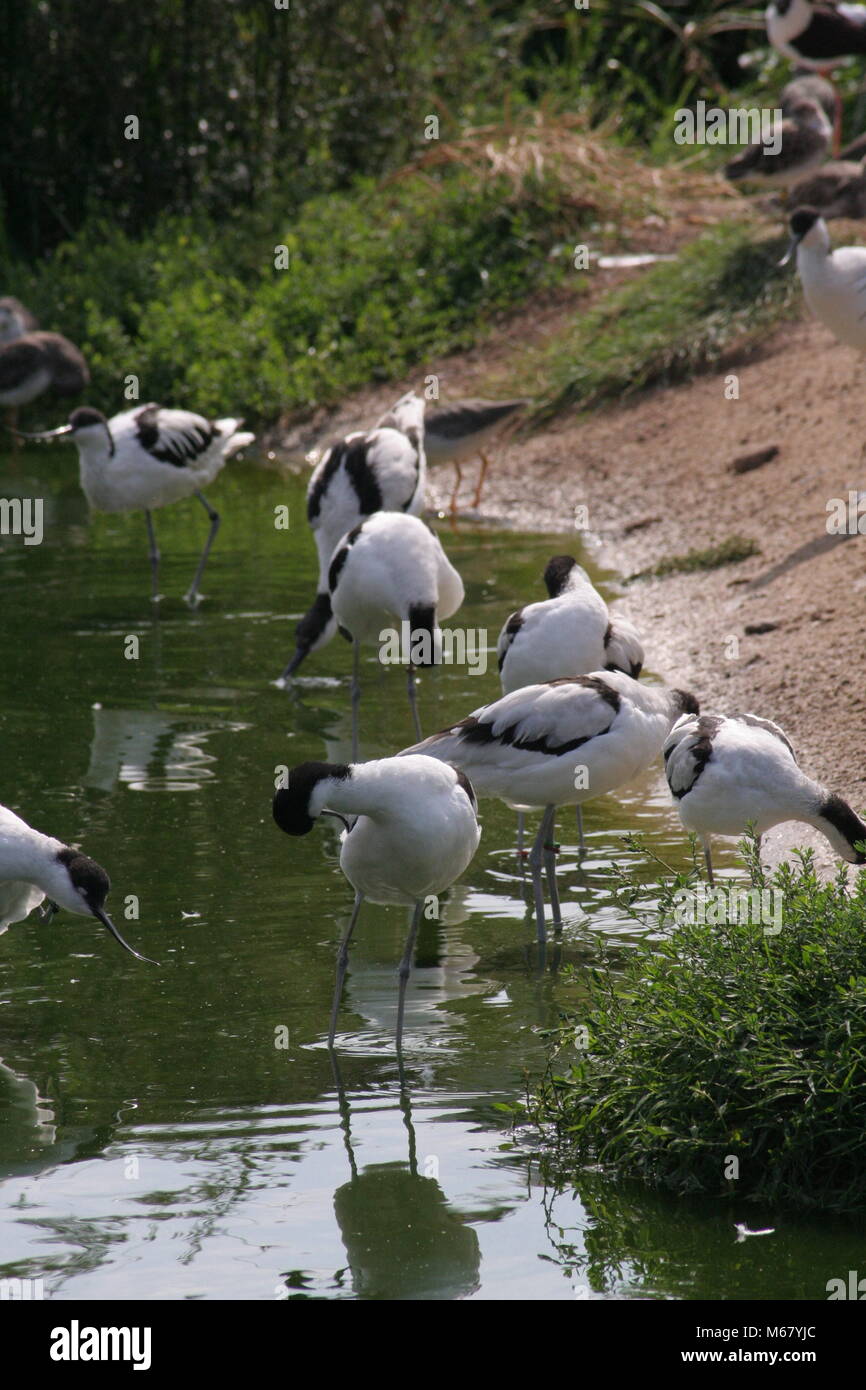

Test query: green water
[0,448,862,1301]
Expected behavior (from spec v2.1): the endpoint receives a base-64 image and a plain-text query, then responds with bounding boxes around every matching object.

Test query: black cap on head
[542,555,578,598]
[273,762,351,836]
[56,847,110,910]
[68,406,108,430]
[788,207,820,239]
[673,689,700,717]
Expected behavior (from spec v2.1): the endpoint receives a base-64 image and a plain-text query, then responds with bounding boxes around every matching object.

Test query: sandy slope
[276,298,866,871]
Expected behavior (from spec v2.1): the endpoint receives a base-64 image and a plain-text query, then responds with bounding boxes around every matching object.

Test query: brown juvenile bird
[0,331,90,437]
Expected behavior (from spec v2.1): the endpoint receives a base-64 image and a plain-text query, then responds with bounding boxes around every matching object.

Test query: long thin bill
[93,906,159,964]
[7,424,75,440]
[778,237,798,268]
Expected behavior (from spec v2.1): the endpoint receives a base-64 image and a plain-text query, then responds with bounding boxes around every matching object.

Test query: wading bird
[0,331,89,436]
[328,511,464,757]
[664,711,866,882]
[497,554,645,851]
[403,673,698,941]
[0,802,156,961]
[279,391,426,681]
[16,403,254,604]
[781,206,866,348]
[272,756,480,1050]
[424,397,529,514]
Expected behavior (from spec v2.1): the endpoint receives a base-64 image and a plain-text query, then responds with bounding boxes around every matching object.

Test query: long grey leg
[145,510,160,602]
[517,811,525,856]
[703,839,714,887]
[544,810,562,930]
[396,900,423,1054]
[575,805,585,853]
[328,891,364,1047]
[351,640,361,761]
[407,665,422,740]
[528,806,554,944]
[184,491,220,605]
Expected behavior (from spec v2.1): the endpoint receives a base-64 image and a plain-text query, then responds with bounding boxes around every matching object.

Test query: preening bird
[497,554,645,851]
[424,397,529,513]
[781,206,866,350]
[725,97,832,188]
[664,710,866,882]
[0,802,156,961]
[327,511,464,757]
[279,391,426,680]
[0,331,89,436]
[403,673,698,940]
[17,403,254,604]
[273,756,480,1050]
[0,296,39,345]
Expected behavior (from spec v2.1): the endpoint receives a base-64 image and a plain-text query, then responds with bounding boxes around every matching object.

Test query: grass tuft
[627,534,760,581]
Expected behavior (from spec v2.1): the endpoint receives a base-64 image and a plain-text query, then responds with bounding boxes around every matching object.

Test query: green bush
[531,837,866,1212]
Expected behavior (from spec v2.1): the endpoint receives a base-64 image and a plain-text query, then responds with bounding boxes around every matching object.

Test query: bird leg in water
[575,804,585,853]
[145,510,160,602]
[396,899,423,1054]
[328,890,364,1047]
[184,491,220,606]
[406,664,422,741]
[544,819,562,930]
[350,640,361,761]
[37,899,59,923]
[703,839,715,887]
[471,450,491,509]
[528,805,556,943]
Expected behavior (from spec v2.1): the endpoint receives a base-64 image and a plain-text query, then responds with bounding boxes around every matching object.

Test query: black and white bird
[279,391,426,680]
[0,331,89,436]
[17,403,254,604]
[403,673,698,940]
[0,802,156,961]
[768,3,866,151]
[725,96,832,188]
[497,554,645,851]
[0,296,39,345]
[781,206,866,350]
[327,511,464,757]
[664,711,866,882]
[424,397,529,514]
[272,756,480,1050]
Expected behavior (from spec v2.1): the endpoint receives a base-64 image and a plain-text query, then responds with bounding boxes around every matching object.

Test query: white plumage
[767,1,866,68]
[280,390,426,678]
[273,755,480,1049]
[783,208,866,351]
[403,671,698,939]
[0,802,156,960]
[664,711,866,881]
[22,403,254,603]
[328,511,464,755]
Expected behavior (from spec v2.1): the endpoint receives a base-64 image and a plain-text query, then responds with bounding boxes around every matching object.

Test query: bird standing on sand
[424,397,529,514]
[280,390,426,680]
[402,673,698,941]
[327,511,464,757]
[273,756,480,1050]
[16,403,254,604]
[0,802,156,961]
[497,554,645,852]
[781,206,866,350]
[664,711,866,882]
